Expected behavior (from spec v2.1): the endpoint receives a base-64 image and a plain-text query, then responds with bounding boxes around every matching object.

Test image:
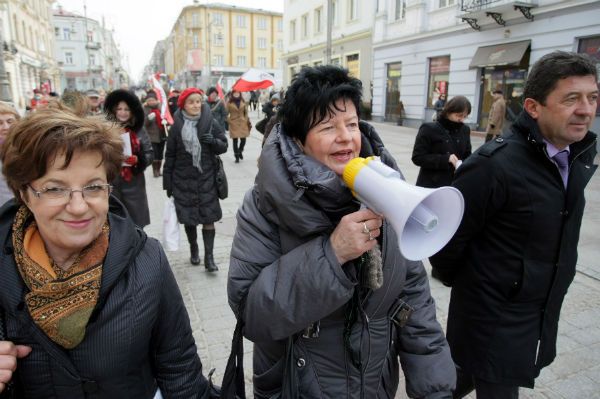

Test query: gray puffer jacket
[228,122,455,398]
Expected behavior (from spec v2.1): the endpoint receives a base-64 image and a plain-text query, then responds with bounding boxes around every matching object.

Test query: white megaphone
[342,157,464,261]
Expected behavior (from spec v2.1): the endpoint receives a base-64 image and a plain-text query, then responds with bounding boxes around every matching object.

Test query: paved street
[142,114,600,398]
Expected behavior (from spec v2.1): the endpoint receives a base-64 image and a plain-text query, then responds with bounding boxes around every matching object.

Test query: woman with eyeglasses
[104,89,154,228]
[0,106,215,398]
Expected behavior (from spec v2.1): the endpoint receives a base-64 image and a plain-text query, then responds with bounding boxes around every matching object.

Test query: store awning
[469,40,531,68]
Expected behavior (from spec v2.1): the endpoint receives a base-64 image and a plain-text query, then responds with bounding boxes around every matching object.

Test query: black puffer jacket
[228,122,455,398]
[412,118,471,188]
[163,104,228,226]
[0,198,210,398]
[430,111,598,387]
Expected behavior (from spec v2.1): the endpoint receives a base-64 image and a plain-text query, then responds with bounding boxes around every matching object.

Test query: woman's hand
[330,208,383,265]
[147,112,156,121]
[124,155,138,166]
[448,154,459,168]
[0,341,31,392]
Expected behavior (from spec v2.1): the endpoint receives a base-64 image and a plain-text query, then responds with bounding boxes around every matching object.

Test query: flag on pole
[231,68,275,92]
[216,76,225,100]
[150,74,174,126]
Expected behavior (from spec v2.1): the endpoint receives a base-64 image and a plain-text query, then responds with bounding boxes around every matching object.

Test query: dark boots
[202,229,218,272]
[152,160,162,177]
[238,138,246,160]
[185,225,200,265]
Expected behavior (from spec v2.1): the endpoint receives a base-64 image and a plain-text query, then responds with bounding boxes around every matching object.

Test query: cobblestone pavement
[142,115,600,399]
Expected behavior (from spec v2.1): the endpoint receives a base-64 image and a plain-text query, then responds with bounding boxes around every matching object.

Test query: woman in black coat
[163,88,228,272]
[104,89,154,228]
[412,96,472,188]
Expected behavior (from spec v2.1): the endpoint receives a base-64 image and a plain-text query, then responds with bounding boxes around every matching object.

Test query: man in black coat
[430,51,598,398]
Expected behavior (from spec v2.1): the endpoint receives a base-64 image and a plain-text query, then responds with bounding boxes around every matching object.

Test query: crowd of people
[0,50,597,398]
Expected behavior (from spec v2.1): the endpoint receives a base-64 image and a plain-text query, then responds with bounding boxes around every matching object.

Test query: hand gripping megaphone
[343,157,464,261]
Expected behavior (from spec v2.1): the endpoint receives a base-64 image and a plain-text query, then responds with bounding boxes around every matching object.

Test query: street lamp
[0,8,12,102]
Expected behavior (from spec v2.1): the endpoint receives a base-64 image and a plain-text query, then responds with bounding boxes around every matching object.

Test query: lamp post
[0,6,12,102]
[325,0,333,65]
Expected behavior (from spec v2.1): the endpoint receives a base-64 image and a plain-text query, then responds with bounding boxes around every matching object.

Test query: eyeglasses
[27,183,112,205]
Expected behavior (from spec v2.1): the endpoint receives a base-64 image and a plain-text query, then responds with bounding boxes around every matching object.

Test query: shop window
[385,62,403,123]
[578,36,600,115]
[427,56,450,108]
[346,53,359,78]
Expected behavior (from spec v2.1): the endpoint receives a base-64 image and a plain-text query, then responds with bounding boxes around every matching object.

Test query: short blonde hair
[0,102,20,119]
[0,105,123,203]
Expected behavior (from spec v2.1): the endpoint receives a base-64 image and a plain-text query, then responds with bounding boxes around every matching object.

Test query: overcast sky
[54,0,284,82]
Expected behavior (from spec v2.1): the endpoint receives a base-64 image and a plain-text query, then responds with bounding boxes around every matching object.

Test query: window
[314,7,323,34]
[54,27,59,37]
[236,35,246,48]
[346,54,359,78]
[385,62,403,122]
[192,13,199,27]
[38,35,46,53]
[277,19,283,32]
[65,51,73,64]
[331,57,341,66]
[193,33,199,49]
[301,14,308,38]
[213,13,223,26]
[13,15,19,42]
[290,20,296,43]
[237,55,246,66]
[22,21,26,45]
[348,0,358,21]
[578,36,600,115]
[332,0,338,26]
[427,56,450,107]
[258,56,267,68]
[89,54,96,66]
[395,0,406,20]
[277,39,283,51]
[258,37,267,49]
[87,30,93,43]
[214,33,224,46]
[214,55,224,66]
[438,0,456,7]
[257,17,267,30]
[236,15,247,28]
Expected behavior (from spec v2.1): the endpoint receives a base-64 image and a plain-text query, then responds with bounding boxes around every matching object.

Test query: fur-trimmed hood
[104,89,145,132]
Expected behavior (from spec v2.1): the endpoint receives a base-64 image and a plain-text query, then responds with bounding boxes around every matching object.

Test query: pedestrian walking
[412,95,472,188]
[226,90,251,163]
[163,88,228,272]
[433,93,446,121]
[0,105,215,398]
[485,89,506,142]
[143,91,168,178]
[430,51,598,398]
[227,65,455,398]
[0,102,19,206]
[85,89,103,116]
[249,90,258,111]
[206,87,228,132]
[104,89,154,228]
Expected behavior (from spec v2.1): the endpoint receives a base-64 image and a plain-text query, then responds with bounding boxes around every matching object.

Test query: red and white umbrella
[232,68,275,92]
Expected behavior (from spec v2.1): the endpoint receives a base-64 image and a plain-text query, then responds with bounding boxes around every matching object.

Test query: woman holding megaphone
[225,66,455,399]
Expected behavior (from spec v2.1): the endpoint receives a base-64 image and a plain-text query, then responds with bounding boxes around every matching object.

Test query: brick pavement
[142,116,600,398]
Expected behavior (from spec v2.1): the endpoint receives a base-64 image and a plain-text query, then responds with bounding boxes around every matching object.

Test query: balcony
[459,0,537,30]
[90,65,103,73]
[85,41,101,50]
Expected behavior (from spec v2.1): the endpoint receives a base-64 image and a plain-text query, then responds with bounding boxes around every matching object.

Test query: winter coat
[412,118,472,188]
[208,99,228,132]
[143,105,167,144]
[0,198,210,398]
[104,89,154,228]
[163,104,228,226]
[228,122,455,399]
[430,111,598,387]
[226,100,250,139]
[486,97,506,135]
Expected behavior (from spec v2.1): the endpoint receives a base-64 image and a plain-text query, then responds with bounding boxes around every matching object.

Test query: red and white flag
[232,68,275,92]
[216,76,225,100]
[150,74,174,125]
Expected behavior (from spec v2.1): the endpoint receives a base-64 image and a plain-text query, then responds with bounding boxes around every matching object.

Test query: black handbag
[0,307,16,399]
[214,155,228,200]
[255,117,268,134]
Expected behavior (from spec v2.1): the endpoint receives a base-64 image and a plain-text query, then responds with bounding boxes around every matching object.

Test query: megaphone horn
[343,157,464,261]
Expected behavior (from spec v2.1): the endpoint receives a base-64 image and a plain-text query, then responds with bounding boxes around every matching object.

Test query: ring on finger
[362,222,370,235]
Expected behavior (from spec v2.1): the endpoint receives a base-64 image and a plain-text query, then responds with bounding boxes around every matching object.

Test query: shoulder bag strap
[220,298,246,399]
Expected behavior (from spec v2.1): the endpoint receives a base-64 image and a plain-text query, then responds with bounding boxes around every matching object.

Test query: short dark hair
[279,65,362,144]
[440,95,472,119]
[524,51,597,105]
[492,89,503,95]
[207,87,218,96]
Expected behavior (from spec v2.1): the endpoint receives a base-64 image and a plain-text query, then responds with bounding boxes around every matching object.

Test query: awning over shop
[469,40,531,68]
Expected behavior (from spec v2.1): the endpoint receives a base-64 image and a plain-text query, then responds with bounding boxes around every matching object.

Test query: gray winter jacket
[228,122,455,398]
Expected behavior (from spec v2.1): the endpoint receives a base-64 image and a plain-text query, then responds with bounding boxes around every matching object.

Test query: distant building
[153,3,283,90]
[0,0,60,111]
[371,0,600,132]
[53,6,128,92]
[282,0,375,109]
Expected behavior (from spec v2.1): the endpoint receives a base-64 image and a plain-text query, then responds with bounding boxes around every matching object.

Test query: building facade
[53,6,128,93]
[160,3,283,90]
[371,0,600,133]
[282,0,375,108]
[0,0,60,111]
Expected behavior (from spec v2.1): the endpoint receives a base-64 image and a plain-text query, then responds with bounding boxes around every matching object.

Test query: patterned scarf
[12,206,109,349]
[181,110,203,173]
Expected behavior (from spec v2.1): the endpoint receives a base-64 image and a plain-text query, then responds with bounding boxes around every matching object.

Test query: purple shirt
[544,139,570,188]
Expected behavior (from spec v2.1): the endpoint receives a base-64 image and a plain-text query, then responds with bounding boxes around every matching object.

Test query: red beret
[177,88,204,109]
